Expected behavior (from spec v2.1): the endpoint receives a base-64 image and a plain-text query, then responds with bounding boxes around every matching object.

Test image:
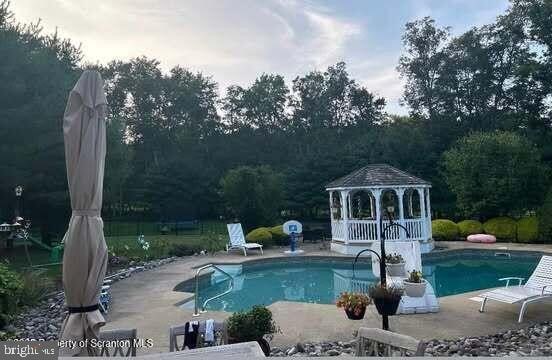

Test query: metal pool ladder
[193,264,234,316]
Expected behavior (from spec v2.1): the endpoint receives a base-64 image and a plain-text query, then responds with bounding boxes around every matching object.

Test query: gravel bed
[2,257,179,340]
[270,321,552,357]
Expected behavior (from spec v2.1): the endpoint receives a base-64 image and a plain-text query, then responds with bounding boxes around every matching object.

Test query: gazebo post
[340,190,350,244]
[372,189,382,242]
[369,192,374,219]
[425,189,432,239]
[409,190,414,217]
[396,188,406,241]
[417,188,426,240]
[347,192,352,219]
[329,191,334,220]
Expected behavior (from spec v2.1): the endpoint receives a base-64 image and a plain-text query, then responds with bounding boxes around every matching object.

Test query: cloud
[301,9,361,68]
[9,0,507,115]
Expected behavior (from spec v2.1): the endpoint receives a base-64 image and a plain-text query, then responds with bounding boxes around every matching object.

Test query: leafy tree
[0,0,81,241]
[3,0,552,237]
[223,74,290,132]
[290,62,385,129]
[220,166,284,229]
[398,17,450,120]
[442,131,549,219]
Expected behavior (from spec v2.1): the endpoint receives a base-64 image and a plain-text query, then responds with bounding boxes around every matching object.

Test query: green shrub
[431,219,459,241]
[168,243,202,257]
[19,269,54,306]
[268,225,288,246]
[226,305,278,342]
[457,220,484,237]
[516,217,538,243]
[202,232,225,254]
[0,263,23,328]
[246,228,274,247]
[538,187,552,243]
[483,217,517,241]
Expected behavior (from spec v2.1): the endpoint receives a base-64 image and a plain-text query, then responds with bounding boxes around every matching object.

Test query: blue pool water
[178,251,540,312]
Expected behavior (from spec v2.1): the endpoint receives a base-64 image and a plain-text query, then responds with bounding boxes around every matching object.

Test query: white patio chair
[226,223,263,256]
[479,255,552,322]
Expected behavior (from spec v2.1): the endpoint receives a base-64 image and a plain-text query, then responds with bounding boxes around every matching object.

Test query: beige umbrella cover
[59,70,108,356]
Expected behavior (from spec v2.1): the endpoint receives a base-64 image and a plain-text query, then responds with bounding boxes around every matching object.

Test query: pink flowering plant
[336,292,371,316]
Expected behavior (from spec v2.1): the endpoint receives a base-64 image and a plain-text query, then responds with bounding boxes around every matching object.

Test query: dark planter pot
[257,338,270,356]
[373,297,401,316]
[344,306,367,320]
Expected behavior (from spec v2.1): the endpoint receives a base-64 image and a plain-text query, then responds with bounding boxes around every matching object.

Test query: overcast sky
[11,0,510,114]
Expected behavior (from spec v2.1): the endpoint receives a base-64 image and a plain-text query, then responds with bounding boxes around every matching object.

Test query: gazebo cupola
[326,164,434,255]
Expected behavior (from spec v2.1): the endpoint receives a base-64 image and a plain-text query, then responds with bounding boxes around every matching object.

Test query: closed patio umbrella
[59,70,108,356]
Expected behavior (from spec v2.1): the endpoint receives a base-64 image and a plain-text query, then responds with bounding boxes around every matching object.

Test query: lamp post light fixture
[14,185,23,220]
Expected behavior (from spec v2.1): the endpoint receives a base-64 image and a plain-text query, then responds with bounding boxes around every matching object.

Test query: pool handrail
[193,264,234,316]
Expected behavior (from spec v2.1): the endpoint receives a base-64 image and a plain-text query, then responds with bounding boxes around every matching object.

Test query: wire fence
[103,220,227,238]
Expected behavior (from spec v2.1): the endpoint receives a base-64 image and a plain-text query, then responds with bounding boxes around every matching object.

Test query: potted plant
[368,283,403,316]
[226,306,279,356]
[336,292,371,320]
[385,253,406,277]
[403,270,427,297]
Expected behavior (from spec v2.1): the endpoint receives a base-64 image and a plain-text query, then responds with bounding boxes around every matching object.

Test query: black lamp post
[7,185,23,249]
[14,185,23,220]
[353,204,411,331]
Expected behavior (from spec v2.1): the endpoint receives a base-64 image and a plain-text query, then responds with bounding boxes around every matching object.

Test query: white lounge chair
[479,255,552,322]
[226,223,263,256]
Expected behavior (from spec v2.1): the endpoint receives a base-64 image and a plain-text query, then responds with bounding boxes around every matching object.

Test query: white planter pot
[403,279,427,298]
[386,262,406,277]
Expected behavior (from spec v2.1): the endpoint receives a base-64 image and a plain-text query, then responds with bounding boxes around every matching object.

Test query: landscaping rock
[270,321,552,357]
[9,256,179,341]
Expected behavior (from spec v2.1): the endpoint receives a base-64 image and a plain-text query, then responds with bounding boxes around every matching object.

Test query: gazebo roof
[326,164,430,189]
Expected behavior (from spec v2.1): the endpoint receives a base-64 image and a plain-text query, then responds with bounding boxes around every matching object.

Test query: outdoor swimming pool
[177,250,541,312]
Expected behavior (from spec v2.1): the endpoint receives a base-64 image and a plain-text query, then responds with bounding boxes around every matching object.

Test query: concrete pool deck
[103,241,552,355]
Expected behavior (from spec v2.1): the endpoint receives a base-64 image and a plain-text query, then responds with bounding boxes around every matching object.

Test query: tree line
[1,0,551,240]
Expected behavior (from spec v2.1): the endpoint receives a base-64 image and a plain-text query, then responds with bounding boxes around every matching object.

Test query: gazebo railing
[348,220,378,241]
[331,220,346,240]
[331,218,427,242]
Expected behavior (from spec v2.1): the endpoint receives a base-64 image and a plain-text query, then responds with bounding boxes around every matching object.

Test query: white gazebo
[326,164,434,255]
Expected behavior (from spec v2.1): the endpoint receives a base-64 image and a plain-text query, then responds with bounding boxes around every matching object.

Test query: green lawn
[106,234,205,260]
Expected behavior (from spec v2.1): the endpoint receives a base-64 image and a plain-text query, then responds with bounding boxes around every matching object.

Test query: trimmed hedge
[246,227,274,247]
[268,225,288,246]
[432,219,459,241]
[457,220,484,237]
[517,217,538,243]
[483,217,517,241]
